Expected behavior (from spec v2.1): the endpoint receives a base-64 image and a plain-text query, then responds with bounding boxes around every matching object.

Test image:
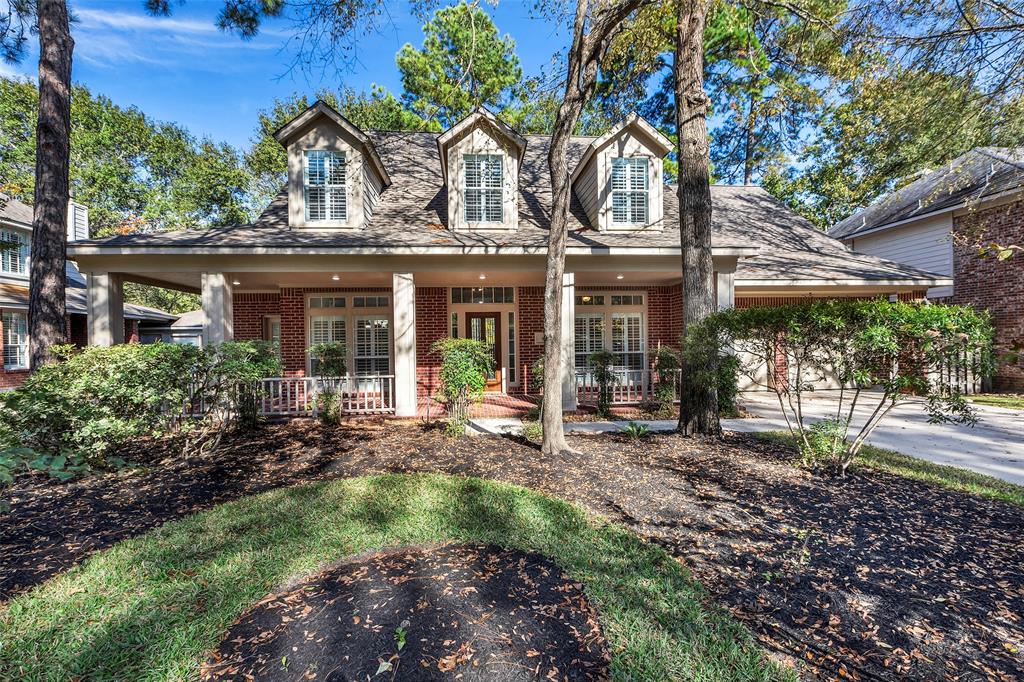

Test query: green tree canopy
[0,77,251,236]
[396,1,523,127]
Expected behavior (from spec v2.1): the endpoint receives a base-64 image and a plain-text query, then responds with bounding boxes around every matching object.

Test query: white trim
[735,276,953,288]
[570,113,672,183]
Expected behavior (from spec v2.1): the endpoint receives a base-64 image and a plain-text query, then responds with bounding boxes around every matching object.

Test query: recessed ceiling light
[478,273,486,280]
[231,279,241,286]
[616,274,624,280]
[331,274,340,281]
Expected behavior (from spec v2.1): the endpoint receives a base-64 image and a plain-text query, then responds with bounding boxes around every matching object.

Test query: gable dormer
[274,100,391,230]
[571,113,672,232]
[437,108,526,232]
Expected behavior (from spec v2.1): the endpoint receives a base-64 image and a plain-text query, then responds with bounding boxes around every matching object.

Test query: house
[137,309,204,346]
[0,193,177,388]
[66,101,950,415]
[830,147,1024,390]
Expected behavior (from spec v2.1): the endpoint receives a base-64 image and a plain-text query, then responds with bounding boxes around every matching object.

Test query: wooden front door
[466,312,502,391]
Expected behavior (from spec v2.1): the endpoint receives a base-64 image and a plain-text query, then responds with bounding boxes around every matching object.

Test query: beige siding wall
[363,161,384,225]
[286,118,366,230]
[574,156,599,227]
[850,214,953,298]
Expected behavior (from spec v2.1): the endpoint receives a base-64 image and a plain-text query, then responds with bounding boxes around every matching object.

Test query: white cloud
[0,60,30,80]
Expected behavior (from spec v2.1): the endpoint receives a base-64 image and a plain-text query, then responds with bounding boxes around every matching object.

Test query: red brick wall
[952,199,1024,390]
[233,292,281,341]
[647,285,679,351]
[415,287,448,398]
[517,286,545,394]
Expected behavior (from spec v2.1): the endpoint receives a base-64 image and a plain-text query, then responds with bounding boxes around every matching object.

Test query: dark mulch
[201,543,609,681]
[3,420,1023,681]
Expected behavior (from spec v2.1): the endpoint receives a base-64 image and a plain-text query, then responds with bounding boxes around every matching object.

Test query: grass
[969,393,1024,410]
[751,431,1024,508]
[0,473,791,682]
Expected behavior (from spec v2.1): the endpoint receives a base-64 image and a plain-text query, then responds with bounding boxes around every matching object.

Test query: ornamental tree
[431,337,494,437]
[707,299,994,476]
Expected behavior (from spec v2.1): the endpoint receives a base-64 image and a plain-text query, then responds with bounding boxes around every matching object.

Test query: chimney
[67,200,89,242]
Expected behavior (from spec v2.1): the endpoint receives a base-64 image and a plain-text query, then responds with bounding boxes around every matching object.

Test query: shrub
[0,341,283,474]
[651,346,680,415]
[707,299,994,476]
[431,338,494,437]
[588,349,618,417]
[717,354,741,417]
[622,421,650,441]
[800,418,849,470]
[307,342,348,424]
[521,420,543,443]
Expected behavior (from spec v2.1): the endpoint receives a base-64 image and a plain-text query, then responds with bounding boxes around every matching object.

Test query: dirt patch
[201,544,609,681]
[3,420,1023,680]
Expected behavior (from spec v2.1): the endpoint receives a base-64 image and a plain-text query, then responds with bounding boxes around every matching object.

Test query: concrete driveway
[728,391,1024,485]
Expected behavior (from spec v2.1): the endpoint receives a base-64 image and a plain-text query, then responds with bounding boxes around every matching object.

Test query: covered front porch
[75,249,743,417]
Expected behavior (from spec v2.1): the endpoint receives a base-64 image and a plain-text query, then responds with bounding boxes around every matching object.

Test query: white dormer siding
[571,113,671,233]
[275,100,391,231]
[437,109,526,233]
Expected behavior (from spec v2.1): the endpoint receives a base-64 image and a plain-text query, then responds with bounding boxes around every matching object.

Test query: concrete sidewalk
[470,392,1024,485]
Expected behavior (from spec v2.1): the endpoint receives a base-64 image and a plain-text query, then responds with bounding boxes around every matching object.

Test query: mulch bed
[201,544,609,681]
[3,420,1023,681]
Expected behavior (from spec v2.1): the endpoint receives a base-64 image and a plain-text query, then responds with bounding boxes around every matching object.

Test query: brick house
[831,148,1024,390]
[67,101,949,415]
[0,194,176,388]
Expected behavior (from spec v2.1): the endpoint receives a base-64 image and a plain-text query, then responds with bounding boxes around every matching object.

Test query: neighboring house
[67,101,949,415]
[0,193,176,388]
[138,309,204,346]
[830,147,1024,390]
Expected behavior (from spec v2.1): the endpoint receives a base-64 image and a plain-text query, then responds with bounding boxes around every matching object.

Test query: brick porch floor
[416,393,538,419]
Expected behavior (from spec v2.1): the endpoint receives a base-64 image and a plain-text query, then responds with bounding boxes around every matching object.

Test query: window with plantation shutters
[611,313,644,370]
[574,314,604,370]
[610,157,648,224]
[3,310,28,369]
[303,150,347,222]
[355,317,390,375]
[1,230,29,275]
[309,316,345,374]
[463,154,503,223]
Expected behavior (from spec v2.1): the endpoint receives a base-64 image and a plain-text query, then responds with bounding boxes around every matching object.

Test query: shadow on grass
[0,474,790,682]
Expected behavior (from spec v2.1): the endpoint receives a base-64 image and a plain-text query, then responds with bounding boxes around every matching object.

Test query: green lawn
[0,473,790,682]
[752,431,1024,508]
[969,393,1024,410]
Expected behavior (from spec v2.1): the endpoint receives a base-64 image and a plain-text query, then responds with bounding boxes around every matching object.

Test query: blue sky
[1,0,567,149]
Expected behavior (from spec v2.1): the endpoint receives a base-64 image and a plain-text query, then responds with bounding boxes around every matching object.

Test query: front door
[466,312,502,391]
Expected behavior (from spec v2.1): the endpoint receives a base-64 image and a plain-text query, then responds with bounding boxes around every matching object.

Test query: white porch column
[87,272,124,346]
[201,272,234,346]
[560,272,577,411]
[392,272,417,417]
[716,270,735,311]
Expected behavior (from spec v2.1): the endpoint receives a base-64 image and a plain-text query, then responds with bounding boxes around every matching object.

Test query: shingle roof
[830,147,1024,240]
[0,281,176,322]
[71,131,948,286]
[0,193,33,226]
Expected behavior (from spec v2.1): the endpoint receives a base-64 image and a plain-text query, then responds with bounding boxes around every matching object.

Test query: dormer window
[611,157,649,225]
[303,150,347,222]
[464,154,504,223]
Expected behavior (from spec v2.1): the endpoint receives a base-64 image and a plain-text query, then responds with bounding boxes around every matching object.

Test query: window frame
[3,310,29,370]
[572,291,647,373]
[303,150,348,223]
[1,230,29,276]
[610,157,650,226]
[463,153,504,224]
[353,315,391,377]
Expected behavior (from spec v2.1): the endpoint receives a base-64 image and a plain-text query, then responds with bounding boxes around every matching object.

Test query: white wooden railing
[575,369,681,405]
[259,375,395,416]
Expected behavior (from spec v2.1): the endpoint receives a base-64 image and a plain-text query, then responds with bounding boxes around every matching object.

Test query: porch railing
[575,368,681,405]
[259,375,395,416]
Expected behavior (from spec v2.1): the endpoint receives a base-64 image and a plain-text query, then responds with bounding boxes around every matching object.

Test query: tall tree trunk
[541,0,592,457]
[541,0,650,455]
[674,0,720,436]
[29,0,73,368]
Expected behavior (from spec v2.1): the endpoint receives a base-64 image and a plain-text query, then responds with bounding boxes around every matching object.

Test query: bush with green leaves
[431,338,494,436]
[706,299,994,476]
[588,349,618,417]
[622,421,650,441]
[307,342,348,424]
[0,341,283,479]
[717,354,741,417]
